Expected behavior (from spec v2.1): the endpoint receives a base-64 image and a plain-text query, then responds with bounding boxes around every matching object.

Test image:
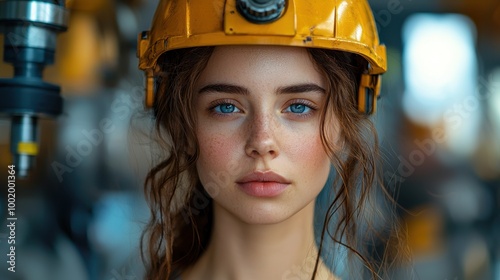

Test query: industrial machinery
[0,0,68,177]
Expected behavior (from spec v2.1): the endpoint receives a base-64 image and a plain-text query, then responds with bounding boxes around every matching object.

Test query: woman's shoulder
[316,260,341,280]
[170,271,339,280]
[317,270,341,280]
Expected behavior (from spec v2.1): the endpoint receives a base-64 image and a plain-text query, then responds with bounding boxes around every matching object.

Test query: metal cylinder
[10,115,38,177]
[0,0,68,177]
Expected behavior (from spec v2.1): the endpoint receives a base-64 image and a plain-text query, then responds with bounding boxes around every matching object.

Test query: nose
[244,112,280,159]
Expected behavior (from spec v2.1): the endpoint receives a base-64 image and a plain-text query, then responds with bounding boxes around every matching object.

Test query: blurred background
[0,0,499,279]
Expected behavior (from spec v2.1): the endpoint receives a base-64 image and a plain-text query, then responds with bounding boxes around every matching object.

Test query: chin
[223,200,305,225]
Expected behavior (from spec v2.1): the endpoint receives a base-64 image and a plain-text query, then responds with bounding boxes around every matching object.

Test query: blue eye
[214,103,240,114]
[286,103,311,114]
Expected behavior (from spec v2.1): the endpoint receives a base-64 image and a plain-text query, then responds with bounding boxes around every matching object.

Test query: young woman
[137,0,406,279]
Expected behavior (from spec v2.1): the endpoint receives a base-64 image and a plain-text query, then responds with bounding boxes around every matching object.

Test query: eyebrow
[198,83,325,95]
[198,84,249,95]
[276,83,326,95]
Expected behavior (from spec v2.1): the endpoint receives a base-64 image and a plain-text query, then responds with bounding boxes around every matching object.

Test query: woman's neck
[182,200,333,280]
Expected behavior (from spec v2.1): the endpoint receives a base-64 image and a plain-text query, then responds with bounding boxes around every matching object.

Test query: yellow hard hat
[137,0,387,114]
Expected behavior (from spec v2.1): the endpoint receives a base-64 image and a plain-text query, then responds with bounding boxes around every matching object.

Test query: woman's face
[194,45,337,224]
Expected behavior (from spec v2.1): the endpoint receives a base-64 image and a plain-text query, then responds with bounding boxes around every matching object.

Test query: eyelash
[208,99,241,117]
[207,99,318,117]
[283,99,318,118]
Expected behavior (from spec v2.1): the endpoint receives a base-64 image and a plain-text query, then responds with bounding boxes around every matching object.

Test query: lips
[236,171,291,197]
[237,171,291,184]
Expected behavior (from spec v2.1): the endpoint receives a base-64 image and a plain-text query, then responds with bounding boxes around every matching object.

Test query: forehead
[196,45,326,87]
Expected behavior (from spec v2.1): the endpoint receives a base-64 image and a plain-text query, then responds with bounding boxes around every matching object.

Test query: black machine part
[236,0,286,24]
[0,0,68,177]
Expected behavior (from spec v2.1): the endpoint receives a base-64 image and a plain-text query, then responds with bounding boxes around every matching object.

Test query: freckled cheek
[287,133,330,192]
[286,129,329,167]
[197,131,241,172]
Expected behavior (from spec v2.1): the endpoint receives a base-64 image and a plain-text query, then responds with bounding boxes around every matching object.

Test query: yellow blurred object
[17,142,39,156]
[138,0,386,113]
[404,206,444,256]
[67,0,111,13]
[45,11,119,95]
[45,13,100,94]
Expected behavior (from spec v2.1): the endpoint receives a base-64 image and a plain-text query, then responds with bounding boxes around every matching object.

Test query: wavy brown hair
[140,46,408,280]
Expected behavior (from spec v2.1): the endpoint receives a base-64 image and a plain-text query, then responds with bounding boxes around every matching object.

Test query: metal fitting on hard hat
[138,0,387,114]
[236,0,285,23]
